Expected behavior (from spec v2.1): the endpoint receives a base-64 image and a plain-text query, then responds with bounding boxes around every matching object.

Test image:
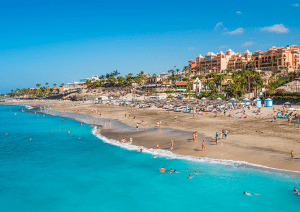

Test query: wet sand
[4,100,300,172]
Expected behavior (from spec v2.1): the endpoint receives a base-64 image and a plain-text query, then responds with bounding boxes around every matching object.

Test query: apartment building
[253,45,300,70]
[189,45,300,73]
[189,49,250,74]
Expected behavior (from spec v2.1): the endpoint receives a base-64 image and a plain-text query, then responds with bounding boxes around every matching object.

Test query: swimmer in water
[244,191,251,196]
[168,168,173,173]
[153,155,156,158]
[294,187,298,193]
[140,148,143,152]
[188,174,193,179]
[29,138,32,140]
[173,170,177,173]
[50,132,52,134]
[159,167,166,172]
[193,171,196,174]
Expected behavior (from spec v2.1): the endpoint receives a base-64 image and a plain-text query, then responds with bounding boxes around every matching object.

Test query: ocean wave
[91,127,300,175]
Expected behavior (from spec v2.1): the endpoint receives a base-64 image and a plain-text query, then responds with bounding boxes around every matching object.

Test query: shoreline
[38,108,300,176]
[2,100,300,174]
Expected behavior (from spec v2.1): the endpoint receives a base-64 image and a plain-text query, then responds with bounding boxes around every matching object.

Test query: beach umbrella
[216,97,222,101]
[243,98,249,101]
[190,97,195,100]
[229,98,236,101]
[201,97,206,100]
[181,97,186,100]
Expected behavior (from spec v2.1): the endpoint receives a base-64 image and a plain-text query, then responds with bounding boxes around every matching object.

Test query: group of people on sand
[215,130,228,145]
[120,137,133,144]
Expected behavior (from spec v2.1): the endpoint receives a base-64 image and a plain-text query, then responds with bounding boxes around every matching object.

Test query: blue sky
[0,0,299,94]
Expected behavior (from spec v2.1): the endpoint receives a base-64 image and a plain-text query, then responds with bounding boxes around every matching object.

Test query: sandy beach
[3,100,300,172]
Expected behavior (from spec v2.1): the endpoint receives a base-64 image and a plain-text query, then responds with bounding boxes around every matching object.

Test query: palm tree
[53,83,57,88]
[113,70,120,77]
[36,84,41,88]
[213,74,226,93]
[168,69,175,75]
[45,82,49,94]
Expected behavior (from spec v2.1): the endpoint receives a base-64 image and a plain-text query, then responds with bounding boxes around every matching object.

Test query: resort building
[253,45,300,71]
[189,45,300,73]
[227,50,252,70]
[189,49,251,74]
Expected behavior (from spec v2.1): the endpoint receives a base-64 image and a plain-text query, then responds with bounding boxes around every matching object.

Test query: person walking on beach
[170,140,174,150]
[224,130,228,139]
[175,115,177,121]
[202,140,205,151]
[130,137,133,144]
[291,150,295,159]
[216,137,218,146]
[156,144,159,149]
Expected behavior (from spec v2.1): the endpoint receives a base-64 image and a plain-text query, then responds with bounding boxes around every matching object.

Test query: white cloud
[225,27,244,35]
[241,41,254,47]
[214,22,223,29]
[218,45,228,49]
[236,11,242,14]
[291,3,299,7]
[261,24,289,33]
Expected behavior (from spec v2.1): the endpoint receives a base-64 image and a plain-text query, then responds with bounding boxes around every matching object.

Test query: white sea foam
[92,127,300,175]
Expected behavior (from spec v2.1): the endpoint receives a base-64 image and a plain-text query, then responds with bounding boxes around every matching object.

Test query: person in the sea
[173,170,177,173]
[120,138,126,143]
[188,174,193,179]
[168,168,173,173]
[193,171,196,174]
[244,191,251,196]
[202,140,205,151]
[140,148,143,152]
[294,187,298,193]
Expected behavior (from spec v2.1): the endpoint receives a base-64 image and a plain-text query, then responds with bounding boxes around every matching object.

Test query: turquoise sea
[0,104,299,212]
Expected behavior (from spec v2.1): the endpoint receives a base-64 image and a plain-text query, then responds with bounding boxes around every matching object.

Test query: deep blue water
[0,104,299,212]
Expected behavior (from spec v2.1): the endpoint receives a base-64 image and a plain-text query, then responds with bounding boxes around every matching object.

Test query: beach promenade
[4,100,300,172]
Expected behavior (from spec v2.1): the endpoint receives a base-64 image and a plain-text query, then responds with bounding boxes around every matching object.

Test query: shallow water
[0,105,299,211]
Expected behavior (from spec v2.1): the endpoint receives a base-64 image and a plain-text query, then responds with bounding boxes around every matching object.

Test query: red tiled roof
[162,82,169,85]
[175,81,187,86]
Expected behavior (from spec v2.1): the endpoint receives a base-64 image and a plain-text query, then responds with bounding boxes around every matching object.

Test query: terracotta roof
[175,81,187,86]
[225,76,232,79]
[162,82,169,85]
[160,72,167,75]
